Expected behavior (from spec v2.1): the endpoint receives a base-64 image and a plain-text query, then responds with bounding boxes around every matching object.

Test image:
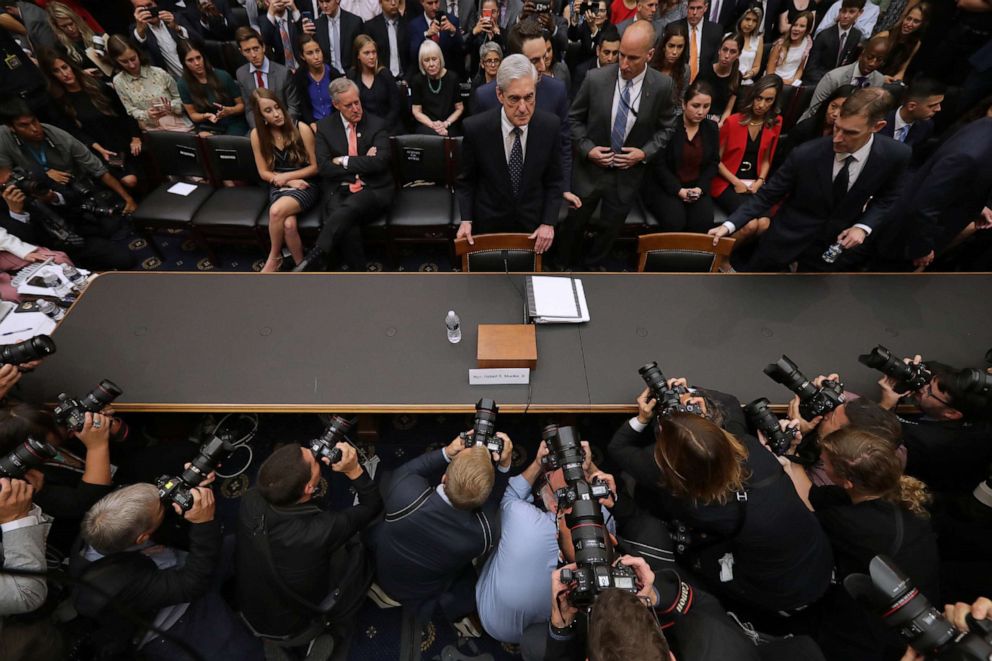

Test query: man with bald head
[558,20,677,269]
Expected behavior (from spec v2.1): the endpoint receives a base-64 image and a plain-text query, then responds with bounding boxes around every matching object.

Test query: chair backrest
[637,233,735,272]
[447,136,462,187]
[455,233,541,272]
[203,134,262,184]
[145,131,209,179]
[781,84,816,132]
[391,135,447,187]
[201,39,228,72]
[230,5,251,27]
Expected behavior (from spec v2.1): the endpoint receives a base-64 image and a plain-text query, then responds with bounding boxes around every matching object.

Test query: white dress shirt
[342,0,382,21]
[135,20,188,78]
[501,108,528,163]
[892,107,912,141]
[326,12,343,71]
[833,133,874,234]
[815,0,879,38]
[610,66,647,146]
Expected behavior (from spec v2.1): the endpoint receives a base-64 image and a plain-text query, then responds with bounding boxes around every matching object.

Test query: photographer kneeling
[235,439,382,651]
[778,426,939,661]
[72,482,262,660]
[608,384,833,616]
[0,100,134,271]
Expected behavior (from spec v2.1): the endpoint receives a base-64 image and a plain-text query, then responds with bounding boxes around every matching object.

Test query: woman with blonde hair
[780,426,939,660]
[608,384,833,613]
[249,88,319,272]
[46,1,112,77]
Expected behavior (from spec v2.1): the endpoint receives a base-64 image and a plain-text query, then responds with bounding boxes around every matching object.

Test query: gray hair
[329,77,358,101]
[418,39,445,74]
[82,483,162,555]
[479,41,503,61]
[496,53,538,92]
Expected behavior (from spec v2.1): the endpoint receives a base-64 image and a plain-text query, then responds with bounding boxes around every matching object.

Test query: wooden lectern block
[477,324,538,369]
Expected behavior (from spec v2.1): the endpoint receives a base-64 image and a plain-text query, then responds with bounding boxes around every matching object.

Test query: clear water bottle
[822,242,844,264]
[445,310,461,344]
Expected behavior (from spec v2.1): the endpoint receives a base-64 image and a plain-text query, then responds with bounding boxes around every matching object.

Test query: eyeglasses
[923,382,953,408]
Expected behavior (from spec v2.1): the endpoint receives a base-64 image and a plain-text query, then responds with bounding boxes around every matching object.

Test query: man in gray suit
[558,20,677,269]
[799,36,889,122]
[234,26,302,129]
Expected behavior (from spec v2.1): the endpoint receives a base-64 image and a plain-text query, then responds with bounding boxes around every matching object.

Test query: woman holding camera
[642,81,719,233]
[107,34,193,132]
[779,427,939,660]
[608,385,833,615]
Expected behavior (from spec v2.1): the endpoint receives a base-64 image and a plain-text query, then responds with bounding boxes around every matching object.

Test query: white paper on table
[530,276,581,318]
[167,182,197,196]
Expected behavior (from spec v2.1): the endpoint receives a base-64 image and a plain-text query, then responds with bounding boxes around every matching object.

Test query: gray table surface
[18,272,992,413]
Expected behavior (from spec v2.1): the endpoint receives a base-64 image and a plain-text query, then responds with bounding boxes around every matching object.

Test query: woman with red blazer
[712,74,784,214]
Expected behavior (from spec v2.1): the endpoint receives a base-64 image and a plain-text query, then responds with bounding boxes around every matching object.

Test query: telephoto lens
[157,435,233,512]
[543,425,586,484]
[470,398,502,455]
[308,415,355,464]
[763,355,845,420]
[53,380,127,441]
[0,437,58,479]
[0,335,56,366]
[743,398,797,456]
[858,345,932,394]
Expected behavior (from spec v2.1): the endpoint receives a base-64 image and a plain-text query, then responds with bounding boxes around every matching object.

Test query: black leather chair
[387,135,454,264]
[781,84,816,132]
[454,233,541,271]
[192,135,269,255]
[130,132,215,260]
[230,5,251,27]
[637,232,736,272]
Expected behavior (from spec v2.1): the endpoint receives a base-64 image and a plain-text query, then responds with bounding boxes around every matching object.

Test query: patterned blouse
[112,65,192,130]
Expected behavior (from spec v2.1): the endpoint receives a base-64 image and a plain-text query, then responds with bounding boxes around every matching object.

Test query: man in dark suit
[558,20,677,269]
[879,77,943,150]
[408,0,464,76]
[473,19,579,213]
[572,26,621,99]
[871,117,992,271]
[175,0,236,41]
[235,27,302,129]
[130,0,196,78]
[371,431,512,623]
[675,0,721,83]
[316,0,365,74]
[709,88,911,272]
[706,0,746,30]
[259,0,310,71]
[455,55,564,253]
[803,0,863,84]
[296,78,393,272]
[363,0,411,80]
[236,442,382,643]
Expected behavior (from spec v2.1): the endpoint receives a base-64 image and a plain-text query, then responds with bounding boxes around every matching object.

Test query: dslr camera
[0,335,56,366]
[461,398,503,456]
[846,555,992,660]
[540,424,610,504]
[764,355,845,421]
[638,361,703,418]
[307,415,355,464]
[53,379,128,443]
[859,345,933,394]
[0,437,58,481]
[157,432,233,512]
[743,397,797,456]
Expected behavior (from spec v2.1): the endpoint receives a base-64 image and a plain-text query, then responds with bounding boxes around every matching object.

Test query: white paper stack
[526,276,590,324]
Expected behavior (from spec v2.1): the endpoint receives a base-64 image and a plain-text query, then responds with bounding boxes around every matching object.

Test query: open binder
[525,276,591,324]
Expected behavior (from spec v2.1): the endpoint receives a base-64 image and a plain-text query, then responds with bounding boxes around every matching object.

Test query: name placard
[469,368,531,385]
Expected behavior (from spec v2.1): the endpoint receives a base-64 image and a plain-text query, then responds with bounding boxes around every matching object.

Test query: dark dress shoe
[292,247,327,272]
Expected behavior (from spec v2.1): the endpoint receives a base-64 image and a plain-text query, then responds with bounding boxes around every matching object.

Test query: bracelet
[550,620,576,635]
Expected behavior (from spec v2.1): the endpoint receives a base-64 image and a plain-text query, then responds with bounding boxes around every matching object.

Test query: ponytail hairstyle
[820,427,932,518]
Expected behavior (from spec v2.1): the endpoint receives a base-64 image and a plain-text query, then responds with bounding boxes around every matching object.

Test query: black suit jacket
[236,474,383,636]
[363,14,412,79]
[315,10,365,72]
[727,135,911,271]
[708,0,748,30]
[874,117,992,262]
[674,18,723,72]
[879,109,934,148]
[455,108,564,232]
[654,118,720,193]
[179,0,235,41]
[129,18,195,72]
[315,112,394,199]
[292,65,344,124]
[259,11,305,67]
[805,24,862,84]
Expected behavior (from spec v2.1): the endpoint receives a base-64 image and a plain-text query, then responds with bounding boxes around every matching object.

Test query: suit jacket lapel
[818,139,835,203]
[628,72,654,144]
[489,111,515,196]
[844,139,879,206]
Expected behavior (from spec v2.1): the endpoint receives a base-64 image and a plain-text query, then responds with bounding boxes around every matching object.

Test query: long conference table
[19,272,992,413]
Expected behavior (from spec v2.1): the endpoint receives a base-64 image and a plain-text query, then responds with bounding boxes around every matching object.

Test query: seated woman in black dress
[347,34,402,133]
[698,33,742,126]
[40,50,141,189]
[410,39,463,136]
[249,89,319,272]
[642,81,720,233]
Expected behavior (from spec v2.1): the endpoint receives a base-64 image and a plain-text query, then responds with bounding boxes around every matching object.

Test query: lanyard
[26,144,48,168]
